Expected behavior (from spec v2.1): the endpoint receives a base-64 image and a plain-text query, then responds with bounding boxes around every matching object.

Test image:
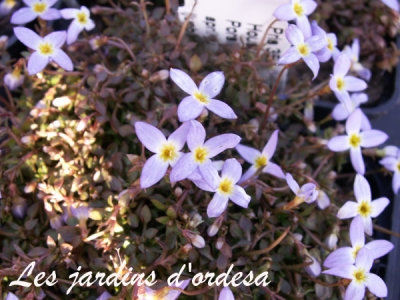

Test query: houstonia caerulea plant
[11,0,60,24]
[343,39,372,81]
[236,130,285,183]
[332,93,371,130]
[206,158,251,218]
[283,173,317,209]
[60,6,95,44]
[170,120,241,188]
[273,0,317,38]
[310,21,339,63]
[327,108,388,174]
[134,121,189,188]
[330,53,367,108]
[324,215,393,268]
[13,27,73,74]
[170,68,237,122]
[380,151,400,194]
[323,248,388,300]
[278,24,327,79]
[337,174,389,235]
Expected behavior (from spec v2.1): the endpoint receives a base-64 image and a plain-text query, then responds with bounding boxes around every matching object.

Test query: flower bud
[184,230,205,248]
[174,187,183,198]
[24,182,36,193]
[21,135,33,144]
[50,214,64,229]
[207,215,223,237]
[0,35,8,50]
[216,236,225,250]
[72,205,90,223]
[52,96,72,108]
[181,243,192,254]
[4,67,24,91]
[12,198,27,219]
[304,250,321,277]
[149,70,169,82]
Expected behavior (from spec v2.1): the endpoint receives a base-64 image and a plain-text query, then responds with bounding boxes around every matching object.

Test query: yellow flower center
[327,38,334,51]
[293,2,304,16]
[254,155,267,169]
[397,162,400,173]
[352,244,362,259]
[349,134,361,148]
[357,201,372,217]
[159,143,177,162]
[77,11,88,25]
[336,77,345,91]
[218,178,234,195]
[11,68,22,79]
[353,269,367,284]
[297,43,310,56]
[193,91,209,104]
[32,2,47,13]
[193,146,208,164]
[5,0,16,7]
[38,42,54,56]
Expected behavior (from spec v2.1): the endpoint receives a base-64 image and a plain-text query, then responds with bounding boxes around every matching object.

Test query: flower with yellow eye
[60,6,95,45]
[134,121,190,189]
[13,27,72,75]
[311,21,339,63]
[11,0,60,24]
[343,39,371,81]
[327,109,388,175]
[337,174,389,236]
[324,215,393,268]
[170,68,237,122]
[380,151,400,194]
[323,248,387,300]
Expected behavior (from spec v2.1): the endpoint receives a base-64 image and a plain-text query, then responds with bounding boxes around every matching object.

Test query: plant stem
[255,19,278,58]
[373,224,400,238]
[175,0,197,50]
[108,38,137,62]
[140,0,151,39]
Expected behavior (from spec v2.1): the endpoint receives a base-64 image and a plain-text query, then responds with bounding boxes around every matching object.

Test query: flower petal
[302,0,317,14]
[238,166,257,184]
[166,279,191,300]
[317,190,330,210]
[134,121,166,153]
[315,47,332,63]
[236,144,261,164]
[352,38,360,59]
[286,173,300,194]
[337,201,358,219]
[344,76,367,92]
[365,240,394,260]
[332,103,350,121]
[230,185,251,208]
[361,216,373,236]
[40,8,61,20]
[322,265,355,279]
[350,147,365,175]
[382,0,399,10]
[346,108,362,135]
[263,162,285,179]
[360,112,371,131]
[168,122,190,150]
[278,47,302,65]
[191,179,215,192]
[66,20,82,44]
[51,49,73,71]
[13,27,41,50]
[334,53,351,77]
[170,68,198,95]
[354,174,371,203]
[349,215,365,247]
[84,18,95,31]
[11,8,37,24]
[177,96,204,122]
[306,35,328,52]
[221,158,242,184]
[327,135,350,152]
[140,155,168,188]
[379,156,397,171]
[170,153,197,182]
[206,100,237,119]
[273,3,297,20]
[204,134,241,158]
[199,71,225,98]
[262,130,279,158]
[323,247,354,268]
[27,52,49,75]
[344,281,365,300]
[285,24,304,45]
[199,159,220,190]
[218,287,235,300]
[303,53,320,80]
[207,193,229,218]
[44,31,66,48]
[187,120,206,150]
[355,247,373,270]
[366,273,387,298]
[356,68,371,81]
[359,130,388,148]
[393,172,400,194]
[370,197,389,218]
[296,15,312,39]
[60,8,79,19]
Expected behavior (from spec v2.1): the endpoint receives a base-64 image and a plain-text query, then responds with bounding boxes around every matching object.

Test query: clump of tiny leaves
[0,0,399,299]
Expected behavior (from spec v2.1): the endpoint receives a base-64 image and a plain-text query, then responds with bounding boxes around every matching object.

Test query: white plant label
[177,0,291,60]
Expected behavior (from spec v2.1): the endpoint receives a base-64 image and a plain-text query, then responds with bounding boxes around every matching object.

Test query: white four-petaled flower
[11,0,60,24]
[278,24,327,79]
[60,6,95,45]
[236,130,285,183]
[342,39,372,81]
[14,27,73,75]
[327,108,388,175]
[134,121,190,189]
[380,151,400,194]
[170,68,237,122]
[336,174,389,235]
[311,21,339,63]
[286,173,317,203]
